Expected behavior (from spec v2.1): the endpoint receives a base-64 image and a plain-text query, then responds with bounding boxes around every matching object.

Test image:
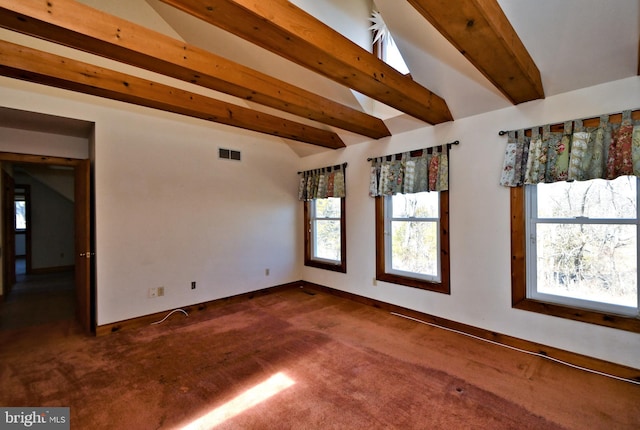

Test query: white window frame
[310,198,342,265]
[383,193,441,283]
[525,181,640,317]
[304,197,346,273]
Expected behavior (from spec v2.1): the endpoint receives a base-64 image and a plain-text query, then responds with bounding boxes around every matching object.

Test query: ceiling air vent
[219,148,241,161]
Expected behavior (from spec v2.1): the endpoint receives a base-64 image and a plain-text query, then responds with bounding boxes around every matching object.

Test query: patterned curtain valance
[298,163,347,201]
[500,109,640,187]
[369,143,456,197]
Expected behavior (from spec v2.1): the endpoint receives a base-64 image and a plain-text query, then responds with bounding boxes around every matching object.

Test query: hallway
[0,259,75,330]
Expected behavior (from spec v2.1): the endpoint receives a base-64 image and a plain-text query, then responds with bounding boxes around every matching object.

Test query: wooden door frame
[0,152,93,333]
[2,169,15,297]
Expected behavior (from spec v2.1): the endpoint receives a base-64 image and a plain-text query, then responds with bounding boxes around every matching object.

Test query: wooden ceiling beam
[406,0,544,104]
[0,40,345,149]
[159,0,453,125]
[0,0,389,140]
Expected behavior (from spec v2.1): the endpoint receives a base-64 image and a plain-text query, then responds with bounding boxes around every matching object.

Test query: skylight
[369,10,410,75]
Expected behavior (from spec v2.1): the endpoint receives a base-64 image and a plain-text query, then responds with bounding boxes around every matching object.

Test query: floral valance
[369,144,454,197]
[500,109,640,187]
[298,163,346,201]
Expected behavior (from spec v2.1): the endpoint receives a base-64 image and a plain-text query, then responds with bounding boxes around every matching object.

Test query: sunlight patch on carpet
[179,372,295,429]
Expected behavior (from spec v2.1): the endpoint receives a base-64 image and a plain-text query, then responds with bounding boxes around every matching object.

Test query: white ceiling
[2,0,639,153]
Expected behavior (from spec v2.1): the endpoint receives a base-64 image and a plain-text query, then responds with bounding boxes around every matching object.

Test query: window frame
[304,197,346,273]
[511,185,640,334]
[375,191,450,293]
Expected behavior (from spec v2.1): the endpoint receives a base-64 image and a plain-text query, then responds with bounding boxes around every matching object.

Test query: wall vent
[219,148,241,161]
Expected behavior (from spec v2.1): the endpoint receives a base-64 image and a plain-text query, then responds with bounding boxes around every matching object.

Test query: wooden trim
[303,198,347,273]
[0,152,82,166]
[304,260,346,273]
[2,169,15,293]
[95,281,303,336]
[340,196,347,273]
[25,184,31,274]
[406,0,543,104]
[374,193,450,294]
[303,200,312,264]
[374,195,385,279]
[440,191,451,291]
[300,281,640,383]
[510,186,527,306]
[510,186,640,334]
[74,158,93,334]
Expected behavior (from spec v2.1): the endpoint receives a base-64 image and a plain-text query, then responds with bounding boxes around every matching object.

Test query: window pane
[15,201,26,230]
[392,192,438,218]
[537,177,637,219]
[384,34,409,75]
[315,197,341,218]
[391,220,438,276]
[313,220,341,261]
[536,223,637,308]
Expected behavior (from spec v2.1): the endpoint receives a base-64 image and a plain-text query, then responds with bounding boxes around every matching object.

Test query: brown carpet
[1,287,638,429]
[0,270,75,330]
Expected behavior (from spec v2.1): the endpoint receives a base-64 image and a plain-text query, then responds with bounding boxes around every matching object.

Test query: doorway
[14,184,30,277]
[0,154,93,333]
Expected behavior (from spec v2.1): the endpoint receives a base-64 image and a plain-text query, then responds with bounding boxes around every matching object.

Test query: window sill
[304,260,346,273]
[376,272,449,294]
[512,297,640,334]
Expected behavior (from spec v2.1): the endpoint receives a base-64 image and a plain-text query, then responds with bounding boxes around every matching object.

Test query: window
[376,191,450,293]
[15,197,26,231]
[370,10,410,75]
[304,197,346,272]
[511,178,640,333]
[376,32,409,75]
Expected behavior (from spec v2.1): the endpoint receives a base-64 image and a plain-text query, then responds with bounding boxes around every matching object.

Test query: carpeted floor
[0,269,75,330]
[1,286,638,429]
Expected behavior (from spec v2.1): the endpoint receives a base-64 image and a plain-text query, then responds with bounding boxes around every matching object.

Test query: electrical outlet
[265,268,270,276]
[373,277,377,286]
[191,281,196,290]
[148,287,158,298]
[157,287,165,297]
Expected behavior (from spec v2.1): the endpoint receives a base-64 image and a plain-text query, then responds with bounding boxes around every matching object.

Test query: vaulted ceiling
[0,0,638,156]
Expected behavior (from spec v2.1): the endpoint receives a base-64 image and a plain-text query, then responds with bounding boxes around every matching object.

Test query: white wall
[14,171,75,269]
[299,76,640,369]
[93,110,302,325]
[0,127,88,159]
[0,77,302,326]
[15,234,25,256]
